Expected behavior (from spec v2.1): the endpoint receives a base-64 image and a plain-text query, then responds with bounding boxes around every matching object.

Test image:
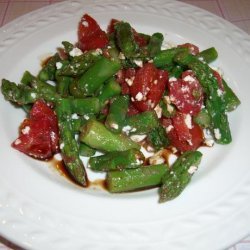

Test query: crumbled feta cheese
[60,143,65,150]
[130,134,147,142]
[82,20,89,27]
[153,80,158,85]
[125,77,134,86]
[188,166,197,174]
[91,48,103,56]
[30,93,36,98]
[204,138,214,147]
[135,92,143,101]
[21,126,30,135]
[54,153,62,161]
[69,47,83,57]
[154,104,162,118]
[110,123,119,130]
[133,59,143,67]
[83,115,89,120]
[183,75,195,82]
[122,125,132,134]
[169,77,177,82]
[56,62,63,69]
[140,146,154,158]
[166,125,174,133]
[217,89,223,97]
[14,139,22,145]
[71,113,79,119]
[163,95,171,104]
[167,103,174,113]
[214,128,221,140]
[184,114,193,129]
[168,153,178,165]
[118,52,125,60]
[149,155,165,165]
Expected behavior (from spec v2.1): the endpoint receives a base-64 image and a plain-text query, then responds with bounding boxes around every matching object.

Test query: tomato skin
[129,63,168,112]
[78,14,109,51]
[168,70,204,116]
[116,68,137,95]
[178,43,200,55]
[161,113,203,152]
[12,100,59,160]
[127,102,140,116]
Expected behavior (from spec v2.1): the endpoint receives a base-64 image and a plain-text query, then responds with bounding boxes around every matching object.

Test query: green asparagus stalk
[89,149,144,171]
[80,119,140,152]
[115,22,139,58]
[78,56,121,96]
[159,151,202,203]
[106,164,168,193]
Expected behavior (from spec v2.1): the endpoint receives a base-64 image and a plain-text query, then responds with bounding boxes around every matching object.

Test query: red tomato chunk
[129,63,168,112]
[12,100,59,160]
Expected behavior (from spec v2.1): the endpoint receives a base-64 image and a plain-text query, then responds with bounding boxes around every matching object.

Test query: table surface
[0,0,250,249]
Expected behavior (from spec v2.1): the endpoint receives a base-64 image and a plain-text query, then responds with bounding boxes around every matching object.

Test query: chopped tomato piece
[78,14,109,51]
[12,100,59,160]
[162,113,203,152]
[107,18,119,34]
[129,63,168,112]
[168,70,203,115]
[116,68,137,95]
[178,43,200,55]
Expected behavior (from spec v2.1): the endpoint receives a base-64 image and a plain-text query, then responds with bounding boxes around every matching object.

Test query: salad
[1,13,240,203]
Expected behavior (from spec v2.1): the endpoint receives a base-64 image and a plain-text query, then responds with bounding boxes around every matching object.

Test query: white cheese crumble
[118,52,126,60]
[217,89,224,97]
[169,77,177,82]
[166,125,174,133]
[140,146,154,158]
[21,126,30,135]
[69,47,83,57]
[56,62,63,69]
[183,75,195,82]
[14,138,22,145]
[82,20,89,27]
[133,59,143,68]
[125,77,134,86]
[54,153,62,161]
[188,166,197,175]
[60,143,65,150]
[135,92,143,101]
[110,123,119,130]
[149,155,165,165]
[154,104,162,118]
[184,114,193,129]
[92,48,103,56]
[122,125,132,134]
[130,134,147,142]
[71,113,79,119]
[30,93,37,98]
[214,128,221,140]
[83,114,90,120]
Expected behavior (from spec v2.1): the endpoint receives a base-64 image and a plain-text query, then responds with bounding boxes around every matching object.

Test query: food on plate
[1,13,240,202]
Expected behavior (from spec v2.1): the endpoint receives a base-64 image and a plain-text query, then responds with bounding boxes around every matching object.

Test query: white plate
[0,0,250,249]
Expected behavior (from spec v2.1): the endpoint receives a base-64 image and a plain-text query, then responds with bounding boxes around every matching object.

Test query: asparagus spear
[78,56,121,96]
[56,99,88,186]
[159,151,202,203]
[106,164,168,193]
[80,119,140,152]
[89,149,144,172]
